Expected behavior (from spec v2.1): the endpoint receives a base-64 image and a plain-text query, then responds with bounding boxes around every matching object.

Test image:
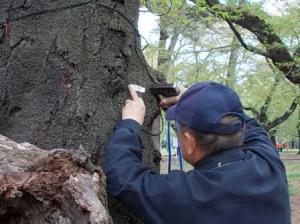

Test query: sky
[138,9,159,45]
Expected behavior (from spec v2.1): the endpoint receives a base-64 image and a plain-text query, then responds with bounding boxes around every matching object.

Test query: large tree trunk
[0,0,161,223]
[0,134,111,224]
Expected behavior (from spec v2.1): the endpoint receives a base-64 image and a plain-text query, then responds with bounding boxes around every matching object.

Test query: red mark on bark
[4,19,10,40]
[60,68,73,89]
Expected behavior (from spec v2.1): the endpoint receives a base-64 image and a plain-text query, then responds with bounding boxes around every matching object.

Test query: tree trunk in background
[157,17,180,76]
[193,45,200,82]
[226,0,243,89]
[158,16,169,70]
[226,34,240,89]
[0,0,161,223]
[297,109,300,154]
[269,129,277,146]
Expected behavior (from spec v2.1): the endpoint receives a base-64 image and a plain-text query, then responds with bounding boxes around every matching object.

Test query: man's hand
[160,85,187,110]
[122,85,145,125]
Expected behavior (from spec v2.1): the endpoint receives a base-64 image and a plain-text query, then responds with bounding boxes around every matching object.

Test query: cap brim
[166,105,176,121]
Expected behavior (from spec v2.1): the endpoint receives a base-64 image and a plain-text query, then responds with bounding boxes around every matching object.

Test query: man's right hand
[159,85,187,110]
[122,85,146,125]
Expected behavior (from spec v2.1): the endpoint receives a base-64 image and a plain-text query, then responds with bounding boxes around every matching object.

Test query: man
[104,82,290,224]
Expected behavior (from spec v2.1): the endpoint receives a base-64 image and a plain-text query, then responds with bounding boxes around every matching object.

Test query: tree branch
[264,95,299,131]
[259,60,282,122]
[225,19,269,57]
[244,106,261,119]
[194,0,300,85]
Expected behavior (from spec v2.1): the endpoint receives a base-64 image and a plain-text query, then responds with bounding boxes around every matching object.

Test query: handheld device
[149,83,179,97]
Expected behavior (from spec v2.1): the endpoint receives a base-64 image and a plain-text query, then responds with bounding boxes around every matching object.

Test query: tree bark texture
[0,0,161,223]
[0,134,112,224]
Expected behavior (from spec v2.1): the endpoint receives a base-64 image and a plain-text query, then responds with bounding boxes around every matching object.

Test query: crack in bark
[43,101,61,140]
[0,37,29,69]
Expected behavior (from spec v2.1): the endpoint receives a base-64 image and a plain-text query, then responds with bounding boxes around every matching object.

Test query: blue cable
[177,146,183,170]
[167,121,172,173]
[175,122,184,171]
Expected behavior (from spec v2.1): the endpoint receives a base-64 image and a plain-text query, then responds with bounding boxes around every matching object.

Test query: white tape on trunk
[129,84,145,93]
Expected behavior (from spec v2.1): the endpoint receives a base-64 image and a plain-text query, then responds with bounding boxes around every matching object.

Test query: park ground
[281,151,300,224]
[160,150,300,224]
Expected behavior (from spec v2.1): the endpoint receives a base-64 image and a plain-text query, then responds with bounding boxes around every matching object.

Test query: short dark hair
[179,115,244,155]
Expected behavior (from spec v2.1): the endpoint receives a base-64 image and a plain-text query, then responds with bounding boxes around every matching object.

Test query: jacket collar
[193,147,246,170]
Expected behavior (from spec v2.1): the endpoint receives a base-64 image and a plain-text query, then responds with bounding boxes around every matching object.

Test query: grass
[288,173,300,180]
[284,160,300,196]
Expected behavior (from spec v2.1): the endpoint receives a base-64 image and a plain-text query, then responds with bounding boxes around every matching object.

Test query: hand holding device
[149,83,179,98]
[153,83,186,110]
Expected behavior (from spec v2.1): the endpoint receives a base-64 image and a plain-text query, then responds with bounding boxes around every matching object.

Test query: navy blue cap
[166,82,244,135]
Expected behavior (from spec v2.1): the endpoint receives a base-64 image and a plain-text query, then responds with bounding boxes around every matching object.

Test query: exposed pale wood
[0,134,112,224]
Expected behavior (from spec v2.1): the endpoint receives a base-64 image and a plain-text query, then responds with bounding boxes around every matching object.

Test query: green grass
[284,159,300,196]
[287,173,300,180]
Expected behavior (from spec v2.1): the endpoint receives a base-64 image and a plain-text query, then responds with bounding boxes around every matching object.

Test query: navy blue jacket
[104,117,290,224]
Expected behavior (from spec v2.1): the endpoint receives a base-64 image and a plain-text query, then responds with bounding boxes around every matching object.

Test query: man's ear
[183,131,197,155]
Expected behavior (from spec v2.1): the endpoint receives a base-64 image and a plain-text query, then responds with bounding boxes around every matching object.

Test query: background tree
[141,0,299,147]
[198,0,300,85]
[297,108,300,154]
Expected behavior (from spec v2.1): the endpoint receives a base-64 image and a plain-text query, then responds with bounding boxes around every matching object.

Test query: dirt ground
[290,194,300,224]
[281,152,300,160]
[281,153,300,224]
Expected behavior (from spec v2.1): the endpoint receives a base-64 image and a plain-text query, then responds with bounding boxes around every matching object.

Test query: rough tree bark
[0,0,161,223]
[0,134,111,224]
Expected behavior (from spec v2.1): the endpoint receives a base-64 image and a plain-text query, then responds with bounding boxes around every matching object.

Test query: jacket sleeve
[243,115,277,153]
[103,119,215,223]
[103,119,174,221]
